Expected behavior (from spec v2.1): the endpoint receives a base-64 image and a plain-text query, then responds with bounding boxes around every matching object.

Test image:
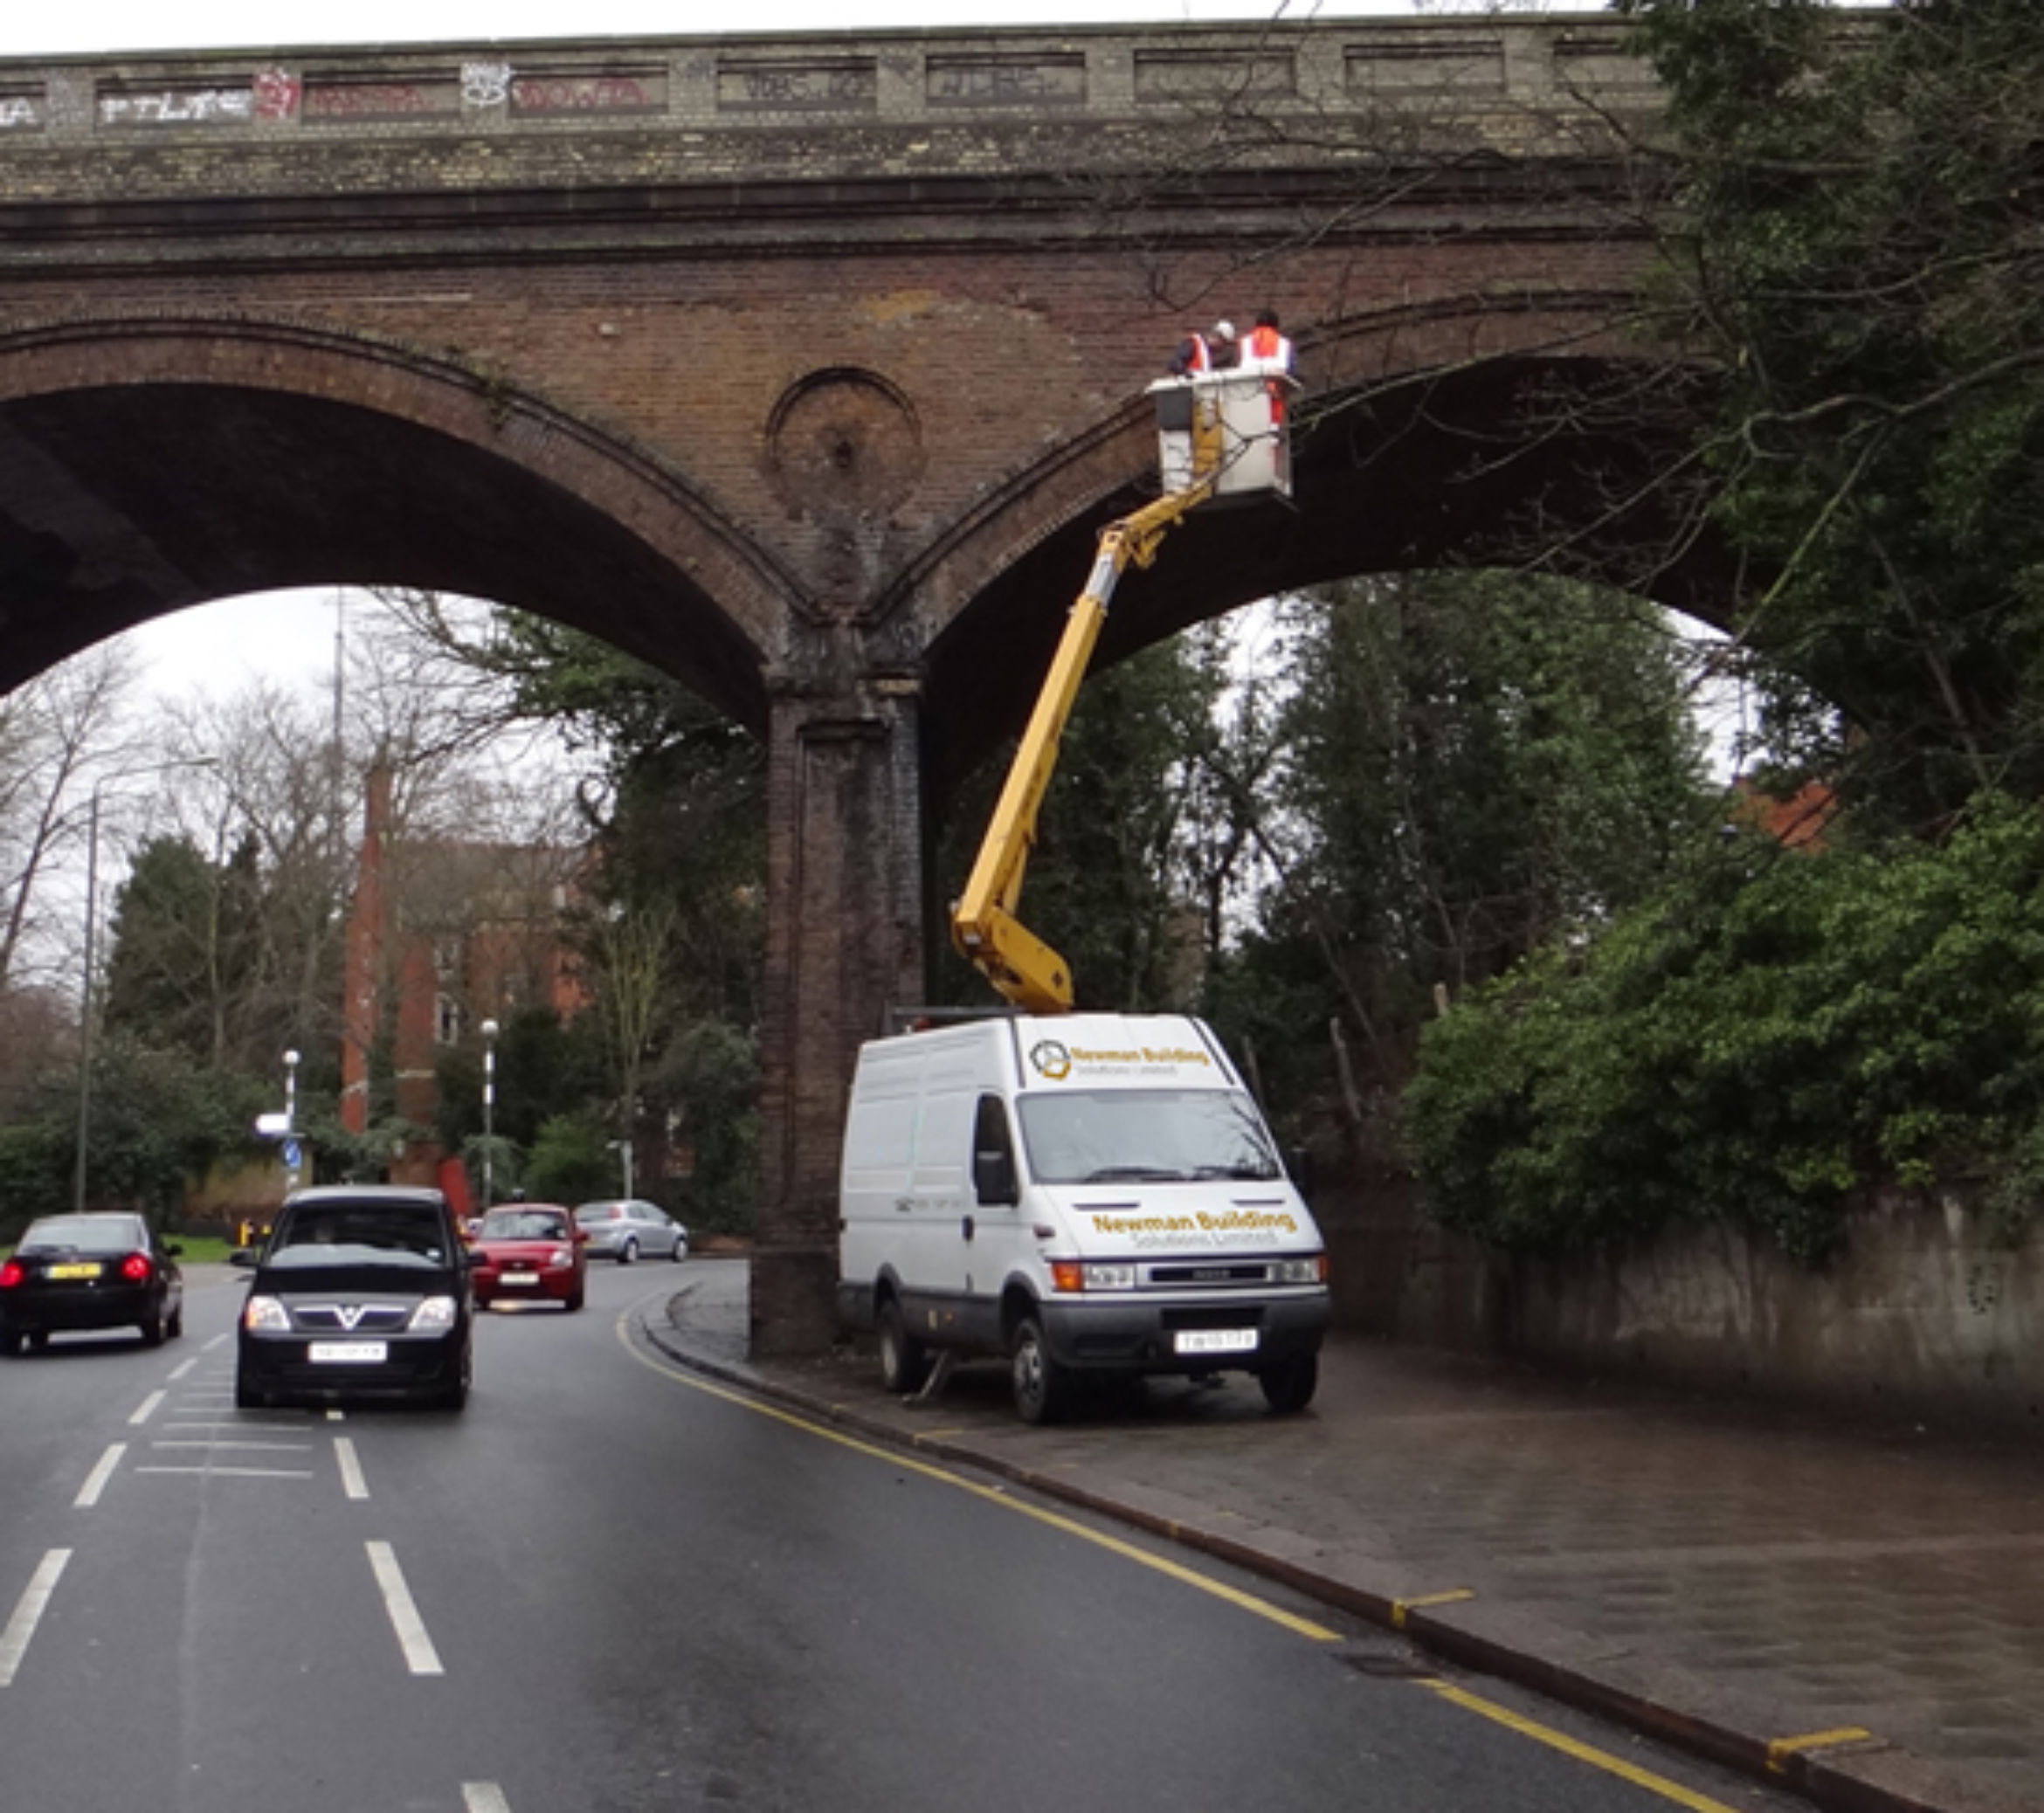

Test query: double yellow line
[618,1313,1751,1813]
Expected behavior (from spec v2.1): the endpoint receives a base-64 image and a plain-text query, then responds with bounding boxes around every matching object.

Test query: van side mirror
[974,1148,1019,1209]
[1286,1146,1317,1203]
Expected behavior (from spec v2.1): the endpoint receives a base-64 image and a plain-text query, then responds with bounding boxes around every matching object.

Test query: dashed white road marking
[201,1334,228,1352]
[167,1358,197,1382]
[74,1444,126,1509]
[367,1541,444,1675]
[135,1466,314,1479]
[0,1551,69,1686]
[128,1390,166,1427]
[325,1408,346,1422]
[463,1786,513,1813]
[335,1437,369,1501]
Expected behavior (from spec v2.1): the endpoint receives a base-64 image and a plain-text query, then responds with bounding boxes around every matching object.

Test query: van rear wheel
[1259,1351,1319,1415]
[1010,1313,1072,1426]
[876,1300,929,1396]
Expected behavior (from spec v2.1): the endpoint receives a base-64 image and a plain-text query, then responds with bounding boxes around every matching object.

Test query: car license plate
[502,1272,539,1286]
[47,1262,101,1280]
[1174,1328,1258,1355]
[308,1341,387,1364]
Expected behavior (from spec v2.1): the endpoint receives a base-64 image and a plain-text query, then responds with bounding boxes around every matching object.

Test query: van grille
[1145,1261,1274,1287]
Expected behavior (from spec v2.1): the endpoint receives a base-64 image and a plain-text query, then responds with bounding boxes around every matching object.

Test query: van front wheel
[877,1300,930,1396]
[1010,1313,1072,1426]
[1259,1351,1319,1415]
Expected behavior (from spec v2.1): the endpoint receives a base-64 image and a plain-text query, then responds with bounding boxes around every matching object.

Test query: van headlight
[1049,1262,1136,1293]
[410,1296,459,1331]
[244,1295,291,1332]
[1274,1256,1328,1285]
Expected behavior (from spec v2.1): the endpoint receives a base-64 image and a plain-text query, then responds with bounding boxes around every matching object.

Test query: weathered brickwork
[0,16,1695,1350]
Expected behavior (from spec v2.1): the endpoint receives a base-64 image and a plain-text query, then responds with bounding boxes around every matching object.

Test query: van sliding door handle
[961,1216,976,1243]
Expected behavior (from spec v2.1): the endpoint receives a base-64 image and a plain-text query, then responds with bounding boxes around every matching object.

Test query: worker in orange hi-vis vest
[1240,307,1296,430]
[1169,319,1235,376]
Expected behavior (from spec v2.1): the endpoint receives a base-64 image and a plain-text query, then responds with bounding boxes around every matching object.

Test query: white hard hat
[1214,320,1237,341]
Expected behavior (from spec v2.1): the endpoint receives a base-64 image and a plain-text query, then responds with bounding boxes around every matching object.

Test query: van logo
[335,1305,370,1331]
[1029,1039,1072,1080]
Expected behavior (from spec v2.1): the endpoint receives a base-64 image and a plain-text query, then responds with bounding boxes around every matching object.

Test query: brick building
[341,763,590,1182]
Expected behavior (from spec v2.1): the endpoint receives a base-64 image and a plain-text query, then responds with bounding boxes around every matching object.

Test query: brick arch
[914,327,1730,797]
[0,314,799,727]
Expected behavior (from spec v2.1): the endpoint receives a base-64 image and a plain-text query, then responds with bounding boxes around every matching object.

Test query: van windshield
[1017,1089,1281,1186]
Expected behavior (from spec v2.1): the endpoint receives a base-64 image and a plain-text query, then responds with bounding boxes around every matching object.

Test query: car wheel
[618,1238,639,1266]
[26,1330,49,1355]
[670,1235,687,1263]
[0,1329,24,1357]
[234,1375,268,1410]
[566,1288,584,1312]
[140,1313,166,1348]
[1009,1313,1072,1426]
[877,1299,930,1396]
[1259,1351,1320,1416]
[167,1306,183,1340]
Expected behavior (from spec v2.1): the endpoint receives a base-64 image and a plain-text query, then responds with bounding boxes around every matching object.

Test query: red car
[468,1204,586,1312]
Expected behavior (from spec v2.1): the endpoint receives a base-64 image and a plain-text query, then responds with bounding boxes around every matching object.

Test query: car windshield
[481,1210,570,1241]
[17,1216,144,1256]
[267,1203,447,1269]
[1016,1088,1281,1186]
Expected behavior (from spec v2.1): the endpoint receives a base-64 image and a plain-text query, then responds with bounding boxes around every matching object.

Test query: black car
[234,1185,473,1410]
[0,1211,184,1355]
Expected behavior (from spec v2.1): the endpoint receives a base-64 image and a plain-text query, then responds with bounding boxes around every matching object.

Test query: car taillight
[0,1261,22,1288]
[121,1253,153,1282]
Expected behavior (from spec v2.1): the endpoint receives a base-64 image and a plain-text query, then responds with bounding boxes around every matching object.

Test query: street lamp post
[281,1049,301,1189]
[480,1018,500,1209]
[73,757,216,1215]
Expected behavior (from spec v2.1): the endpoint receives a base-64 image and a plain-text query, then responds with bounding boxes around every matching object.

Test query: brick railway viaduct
[0,15,1716,1351]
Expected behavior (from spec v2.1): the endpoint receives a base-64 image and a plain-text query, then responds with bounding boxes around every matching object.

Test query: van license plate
[308,1341,387,1364]
[1175,1329,1258,1355]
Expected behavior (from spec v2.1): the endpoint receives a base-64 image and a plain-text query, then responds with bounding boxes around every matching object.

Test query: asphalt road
[0,1260,1808,1813]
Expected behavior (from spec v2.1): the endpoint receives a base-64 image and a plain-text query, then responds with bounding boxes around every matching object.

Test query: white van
[836,1011,1329,1423]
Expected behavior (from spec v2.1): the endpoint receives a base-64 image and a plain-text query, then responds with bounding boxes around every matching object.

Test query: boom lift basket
[1150,370,1299,501]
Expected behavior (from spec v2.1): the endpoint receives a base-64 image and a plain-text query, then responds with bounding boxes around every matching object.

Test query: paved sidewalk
[645,1260,2044,1813]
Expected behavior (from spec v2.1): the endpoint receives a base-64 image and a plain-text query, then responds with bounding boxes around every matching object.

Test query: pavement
[644,1259,2044,1813]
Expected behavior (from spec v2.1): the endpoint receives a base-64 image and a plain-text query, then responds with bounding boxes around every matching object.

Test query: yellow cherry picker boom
[950,363,1299,1013]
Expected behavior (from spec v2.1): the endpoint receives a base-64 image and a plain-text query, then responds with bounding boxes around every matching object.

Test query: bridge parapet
[0,15,1658,204]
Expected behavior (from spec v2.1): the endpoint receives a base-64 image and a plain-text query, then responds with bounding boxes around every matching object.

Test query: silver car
[573,1199,688,1265]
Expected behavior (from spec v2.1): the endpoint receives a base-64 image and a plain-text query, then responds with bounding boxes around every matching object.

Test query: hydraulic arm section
[949,364,1296,1014]
[948,485,1212,1014]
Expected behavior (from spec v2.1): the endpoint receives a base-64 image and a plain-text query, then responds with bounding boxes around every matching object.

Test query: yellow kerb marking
[1419,1679,1745,1813]
[616,1313,1340,1643]
[1391,1587,1475,1629]
[1767,1727,1874,1772]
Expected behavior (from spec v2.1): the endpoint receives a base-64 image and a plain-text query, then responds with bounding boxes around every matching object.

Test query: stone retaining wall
[1320,1179,2044,1433]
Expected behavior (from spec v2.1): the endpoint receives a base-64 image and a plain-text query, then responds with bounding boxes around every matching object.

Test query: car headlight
[244,1295,292,1332]
[549,1248,574,1270]
[410,1296,459,1331]
[1274,1256,1328,1285]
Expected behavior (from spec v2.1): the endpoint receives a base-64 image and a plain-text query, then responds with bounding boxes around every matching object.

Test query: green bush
[521,1114,618,1207]
[1407,793,2044,1260]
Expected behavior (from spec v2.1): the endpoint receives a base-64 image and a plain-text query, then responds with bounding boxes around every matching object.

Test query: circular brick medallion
[765,368,924,525]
